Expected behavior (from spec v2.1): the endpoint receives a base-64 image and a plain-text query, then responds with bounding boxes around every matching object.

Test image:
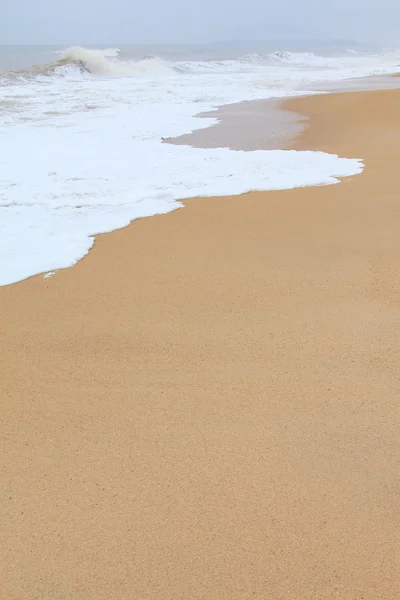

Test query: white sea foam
[1,45,399,285]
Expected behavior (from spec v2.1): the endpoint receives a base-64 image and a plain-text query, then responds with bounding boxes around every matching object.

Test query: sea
[1,43,400,286]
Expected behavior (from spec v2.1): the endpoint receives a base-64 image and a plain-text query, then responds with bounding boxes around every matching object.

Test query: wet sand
[165,98,306,150]
[168,74,400,151]
[1,89,400,599]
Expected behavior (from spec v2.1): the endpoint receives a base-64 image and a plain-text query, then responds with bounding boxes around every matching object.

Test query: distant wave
[175,51,336,74]
[267,51,326,65]
[241,49,400,70]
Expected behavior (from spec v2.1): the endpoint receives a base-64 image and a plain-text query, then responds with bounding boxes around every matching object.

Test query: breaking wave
[0,47,177,85]
[54,46,176,77]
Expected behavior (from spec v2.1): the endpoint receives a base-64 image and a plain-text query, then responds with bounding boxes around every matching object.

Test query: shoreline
[2,88,400,599]
[165,97,307,150]
[167,73,400,151]
[3,74,399,287]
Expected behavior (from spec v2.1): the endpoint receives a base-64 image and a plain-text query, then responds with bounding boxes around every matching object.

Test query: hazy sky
[1,0,399,46]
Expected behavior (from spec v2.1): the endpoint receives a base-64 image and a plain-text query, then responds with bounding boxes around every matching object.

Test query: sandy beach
[1,88,400,599]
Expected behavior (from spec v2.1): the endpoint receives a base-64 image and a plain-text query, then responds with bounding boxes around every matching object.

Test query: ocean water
[1,43,400,286]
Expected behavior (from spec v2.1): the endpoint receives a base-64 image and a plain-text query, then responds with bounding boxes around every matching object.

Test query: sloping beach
[1,88,400,599]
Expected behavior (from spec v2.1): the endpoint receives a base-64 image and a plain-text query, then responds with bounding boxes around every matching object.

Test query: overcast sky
[1,0,399,46]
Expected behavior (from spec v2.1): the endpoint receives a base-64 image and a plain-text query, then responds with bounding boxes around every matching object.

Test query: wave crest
[54,47,176,77]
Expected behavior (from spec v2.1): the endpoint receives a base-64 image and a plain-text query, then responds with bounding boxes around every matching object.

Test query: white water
[1,45,399,286]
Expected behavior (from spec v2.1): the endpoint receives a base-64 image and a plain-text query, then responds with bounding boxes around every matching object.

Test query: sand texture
[1,89,400,599]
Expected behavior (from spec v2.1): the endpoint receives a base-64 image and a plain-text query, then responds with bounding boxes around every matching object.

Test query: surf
[54,47,176,77]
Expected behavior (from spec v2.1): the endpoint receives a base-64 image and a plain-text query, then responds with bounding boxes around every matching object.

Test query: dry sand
[1,89,400,599]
